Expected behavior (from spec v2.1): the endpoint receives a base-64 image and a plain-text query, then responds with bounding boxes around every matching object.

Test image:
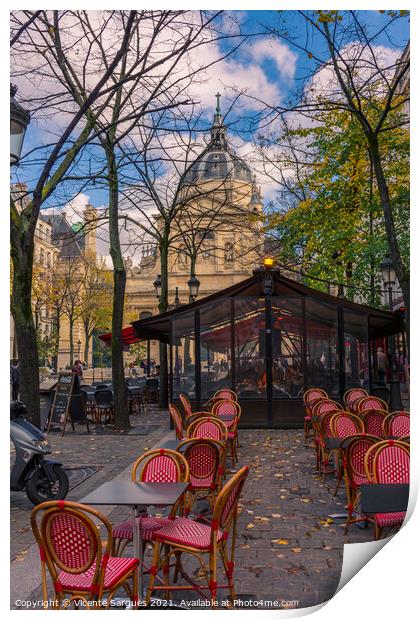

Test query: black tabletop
[81,480,188,507]
[360,483,409,514]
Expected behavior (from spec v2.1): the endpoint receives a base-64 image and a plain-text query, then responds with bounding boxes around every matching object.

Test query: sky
[10,9,410,262]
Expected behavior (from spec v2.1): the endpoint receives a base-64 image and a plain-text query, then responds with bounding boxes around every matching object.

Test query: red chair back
[330,412,364,438]
[343,388,368,411]
[187,416,228,442]
[179,393,193,418]
[383,412,410,437]
[211,399,241,428]
[177,439,222,491]
[361,409,387,438]
[216,466,249,533]
[357,395,388,413]
[343,435,379,488]
[213,389,237,402]
[169,403,184,440]
[369,441,410,484]
[303,388,328,406]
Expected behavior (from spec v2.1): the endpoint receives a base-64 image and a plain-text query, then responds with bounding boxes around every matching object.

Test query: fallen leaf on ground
[291,547,302,553]
[272,538,289,545]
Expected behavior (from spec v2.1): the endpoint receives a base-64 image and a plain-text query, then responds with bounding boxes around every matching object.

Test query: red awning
[99,326,142,346]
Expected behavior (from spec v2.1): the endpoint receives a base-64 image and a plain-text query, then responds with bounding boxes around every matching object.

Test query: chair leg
[209,550,217,607]
[145,541,161,605]
[220,545,236,606]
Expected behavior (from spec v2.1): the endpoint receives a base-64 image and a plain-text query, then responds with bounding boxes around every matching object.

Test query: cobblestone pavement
[11,413,376,610]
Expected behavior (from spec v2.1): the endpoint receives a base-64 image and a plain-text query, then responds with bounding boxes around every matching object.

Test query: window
[224,242,234,263]
[40,248,45,264]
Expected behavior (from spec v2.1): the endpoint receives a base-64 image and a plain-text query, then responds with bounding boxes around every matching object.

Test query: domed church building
[124,95,265,362]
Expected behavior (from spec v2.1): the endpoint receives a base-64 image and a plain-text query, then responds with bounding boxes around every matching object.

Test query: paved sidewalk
[11,414,376,610]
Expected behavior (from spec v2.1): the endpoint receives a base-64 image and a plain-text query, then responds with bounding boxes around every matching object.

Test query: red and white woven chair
[145,466,250,607]
[30,500,139,608]
[364,440,410,539]
[213,388,237,402]
[383,411,410,437]
[311,399,343,471]
[177,438,226,510]
[330,412,364,438]
[340,435,380,533]
[303,388,328,442]
[211,399,241,464]
[359,408,388,438]
[186,415,228,443]
[179,393,193,419]
[343,388,368,413]
[357,395,389,414]
[169,403,184,441]
[113,449,190,556]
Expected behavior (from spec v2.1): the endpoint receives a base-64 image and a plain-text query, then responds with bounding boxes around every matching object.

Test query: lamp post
[10,85,30,166]
[153,274,162,300]
[187,274,200,302]
[77,339,82,358]
[380,255,403,411]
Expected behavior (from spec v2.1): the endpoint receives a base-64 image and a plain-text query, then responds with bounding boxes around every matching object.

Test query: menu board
[47,373,89,435]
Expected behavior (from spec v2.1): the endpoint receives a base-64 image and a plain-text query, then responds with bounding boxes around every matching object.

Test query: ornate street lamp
[10,85,30,165]
[187,274,200,301]
[153,274,162,300]
[380,255,403,411]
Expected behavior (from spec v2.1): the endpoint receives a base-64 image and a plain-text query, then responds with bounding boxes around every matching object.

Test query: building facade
[123,98,265,363]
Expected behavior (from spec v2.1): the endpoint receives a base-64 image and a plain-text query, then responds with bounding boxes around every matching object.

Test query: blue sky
[11,10,410,218]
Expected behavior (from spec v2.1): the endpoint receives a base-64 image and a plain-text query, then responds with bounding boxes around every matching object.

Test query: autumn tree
[257,10,410,339]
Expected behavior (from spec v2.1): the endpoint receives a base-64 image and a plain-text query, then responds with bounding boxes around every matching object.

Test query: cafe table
[359,483,409,515]
[81,480,188,599]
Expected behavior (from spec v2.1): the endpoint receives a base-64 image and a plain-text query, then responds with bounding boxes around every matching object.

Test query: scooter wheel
[25,466,69,505]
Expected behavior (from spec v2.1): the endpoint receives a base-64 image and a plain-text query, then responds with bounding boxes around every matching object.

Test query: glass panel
[271,298,304,399]
[305,299,340,399]
[199,300,232,400]
[343,310,369,390]
[171,311,195,400]
[235,298,266,398]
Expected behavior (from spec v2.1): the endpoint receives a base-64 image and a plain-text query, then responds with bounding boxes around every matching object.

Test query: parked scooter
[10,401,69,505]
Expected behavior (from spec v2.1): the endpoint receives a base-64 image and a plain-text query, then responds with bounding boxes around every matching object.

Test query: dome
[182,94,253,186]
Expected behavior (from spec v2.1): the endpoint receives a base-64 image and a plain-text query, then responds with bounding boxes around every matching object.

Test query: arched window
[224,242,234,263]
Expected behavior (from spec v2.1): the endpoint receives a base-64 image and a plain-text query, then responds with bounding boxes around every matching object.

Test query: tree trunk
[369,136,410,350]
[53,310,60,371]
[10,230,40,427]
[83,321,90,365]
[106,145,129,429]
[158,232,169,409]
[69,318,74,367]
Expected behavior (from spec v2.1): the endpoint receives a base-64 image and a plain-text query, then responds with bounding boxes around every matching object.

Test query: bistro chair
[169,403,184,440]
[184,411,209,430]
[330,412,364,438]
[177,438,226,511]
[364,440,410,540]
[179,393,193,419]
[343,388,368,412]
[186,416,228,443]
[357,395,389,414]
[314,409,343,480]
[94,389,114,425]
[311,400,343,469]
[303,388,328,442]
[144,378,159,404]
[113,449,190,557]
[211,399,241,464]
[340,434,380,533]
[30,500,138,608]
[359,409,388,438]
[382,411,410,437]
[212,389,237,403]
[145,466,250,607]
[80,389,96,423]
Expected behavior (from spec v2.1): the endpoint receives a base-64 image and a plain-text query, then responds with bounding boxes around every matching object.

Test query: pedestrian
[71,359,83,379]
[10,358,19,401]
[376,347,388,383]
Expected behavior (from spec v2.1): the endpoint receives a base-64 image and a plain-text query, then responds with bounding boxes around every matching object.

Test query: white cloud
[249,39,298,80]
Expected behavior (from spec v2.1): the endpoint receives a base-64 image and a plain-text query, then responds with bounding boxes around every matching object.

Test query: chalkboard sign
[40,391,54,431]
[47,373,89,435]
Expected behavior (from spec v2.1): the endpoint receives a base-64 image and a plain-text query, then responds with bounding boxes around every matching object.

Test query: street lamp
[153,274,162,300]
[187,274,200,301]
[77,339,82,357]
[380,255,403,411]
[10,85,30,166]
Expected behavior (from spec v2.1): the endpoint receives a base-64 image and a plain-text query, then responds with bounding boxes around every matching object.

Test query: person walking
[376,347,388,383]
[10,358,19,400]
[71,359,83,379]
